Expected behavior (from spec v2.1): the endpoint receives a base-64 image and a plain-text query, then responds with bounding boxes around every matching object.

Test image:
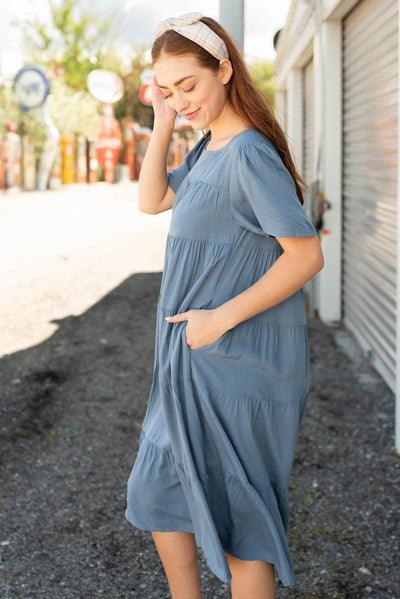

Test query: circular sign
[13,65,50,112]
[140,69,154,85]
[87,69,124,103]
[139,83,153,106]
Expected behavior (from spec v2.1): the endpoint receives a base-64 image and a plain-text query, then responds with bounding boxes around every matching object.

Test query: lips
[184,108,200,120]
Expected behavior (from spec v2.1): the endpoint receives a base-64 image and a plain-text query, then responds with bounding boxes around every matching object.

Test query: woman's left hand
[165,309,227,349]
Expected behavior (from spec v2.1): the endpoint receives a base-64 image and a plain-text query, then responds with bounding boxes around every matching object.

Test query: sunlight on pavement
[0,182,171,356]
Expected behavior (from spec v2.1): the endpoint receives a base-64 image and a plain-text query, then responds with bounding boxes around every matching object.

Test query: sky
[0,0,292,77]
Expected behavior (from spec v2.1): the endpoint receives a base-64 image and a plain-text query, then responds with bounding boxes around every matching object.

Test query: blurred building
[274,0,399,450]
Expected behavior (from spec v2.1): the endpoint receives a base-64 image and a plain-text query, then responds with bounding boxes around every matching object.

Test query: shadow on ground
[0,272,399,599]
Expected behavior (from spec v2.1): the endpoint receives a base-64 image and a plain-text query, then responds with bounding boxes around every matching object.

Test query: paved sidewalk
[0,182,170,357]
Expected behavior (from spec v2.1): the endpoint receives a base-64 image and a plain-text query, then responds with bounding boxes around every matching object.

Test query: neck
[208,103,250,149]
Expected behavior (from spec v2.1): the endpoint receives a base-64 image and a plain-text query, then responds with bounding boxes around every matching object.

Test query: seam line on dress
[157,305,307,328]
[185,177,229,194]
[191,382,305,406]
[140,429,173,456]
[168,233,283,254]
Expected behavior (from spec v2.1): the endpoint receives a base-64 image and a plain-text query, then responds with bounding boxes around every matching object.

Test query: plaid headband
[155,12,229,61]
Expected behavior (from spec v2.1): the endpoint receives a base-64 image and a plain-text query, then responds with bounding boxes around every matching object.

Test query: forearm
[217,243,323,331]
[166,237,323,350]
[138,122,174,213]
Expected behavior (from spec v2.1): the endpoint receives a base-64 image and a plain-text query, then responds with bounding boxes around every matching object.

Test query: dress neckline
[204,129,255,154]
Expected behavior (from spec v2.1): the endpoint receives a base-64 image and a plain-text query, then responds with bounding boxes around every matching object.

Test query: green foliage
[248,59,275,107]
[48,76,100,137]
[0,74,100,162]
[114,50,153,129]
[18,0,116,90]
[0,85,21,135]
[15,0,153,128]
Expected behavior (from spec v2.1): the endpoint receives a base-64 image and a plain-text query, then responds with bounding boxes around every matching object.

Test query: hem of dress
[125,509,232,583]
[125,509,195,535]
[126,508,295,587]
[222,549,295,587]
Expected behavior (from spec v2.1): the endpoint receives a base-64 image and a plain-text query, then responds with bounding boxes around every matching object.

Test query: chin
[191,118,211,132]
[191,123,207,132]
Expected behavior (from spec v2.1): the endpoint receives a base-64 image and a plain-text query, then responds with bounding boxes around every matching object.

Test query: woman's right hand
[152,76,176,126]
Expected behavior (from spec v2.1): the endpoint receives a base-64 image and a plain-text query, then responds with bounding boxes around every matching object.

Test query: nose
[173,91,189,114]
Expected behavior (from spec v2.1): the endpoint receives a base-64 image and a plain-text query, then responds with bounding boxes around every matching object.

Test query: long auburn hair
[152,16,305,204]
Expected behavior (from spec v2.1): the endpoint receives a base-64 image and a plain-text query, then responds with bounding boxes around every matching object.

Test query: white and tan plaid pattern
[155,12,229,61]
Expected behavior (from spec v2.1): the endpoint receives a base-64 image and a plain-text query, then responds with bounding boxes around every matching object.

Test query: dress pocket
[189,331,229,353]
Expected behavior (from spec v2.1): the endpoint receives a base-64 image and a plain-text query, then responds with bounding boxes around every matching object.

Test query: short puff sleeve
[231,141,316,238]
[167,135,208,193]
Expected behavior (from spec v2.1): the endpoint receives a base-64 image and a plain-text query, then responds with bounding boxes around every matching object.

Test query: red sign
[96,103,121,183]
[139,83,153,106]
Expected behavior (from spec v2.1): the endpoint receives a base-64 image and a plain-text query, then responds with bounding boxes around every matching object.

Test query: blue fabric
[126,129,316,586]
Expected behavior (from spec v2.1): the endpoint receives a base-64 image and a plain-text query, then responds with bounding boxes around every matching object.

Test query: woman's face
[154,53,231,130]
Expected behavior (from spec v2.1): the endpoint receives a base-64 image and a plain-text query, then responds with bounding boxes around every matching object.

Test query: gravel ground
[0,272,399,598]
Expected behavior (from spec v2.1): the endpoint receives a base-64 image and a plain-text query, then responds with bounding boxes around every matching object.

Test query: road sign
[139,83,153,106]
[13,65,50,112]
[87,70,124,103]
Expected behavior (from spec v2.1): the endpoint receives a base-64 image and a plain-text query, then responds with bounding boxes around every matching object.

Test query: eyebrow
[157,75,195,89]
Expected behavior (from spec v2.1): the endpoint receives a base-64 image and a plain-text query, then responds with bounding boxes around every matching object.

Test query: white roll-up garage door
[342,0,398,390]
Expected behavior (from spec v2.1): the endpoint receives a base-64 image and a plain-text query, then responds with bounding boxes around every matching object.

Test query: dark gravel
[0,272,399,598]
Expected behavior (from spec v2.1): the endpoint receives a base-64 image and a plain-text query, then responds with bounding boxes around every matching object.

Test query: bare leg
[152,531,202,599]
[226,553,276,599]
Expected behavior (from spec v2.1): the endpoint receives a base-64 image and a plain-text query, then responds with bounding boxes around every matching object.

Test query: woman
[126,13,324,599]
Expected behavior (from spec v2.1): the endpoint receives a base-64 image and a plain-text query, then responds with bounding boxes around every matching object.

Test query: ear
[219,59,233,85]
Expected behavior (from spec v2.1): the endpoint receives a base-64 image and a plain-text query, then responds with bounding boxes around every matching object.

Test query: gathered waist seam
[156,303,307,327]
[167,233,282,254]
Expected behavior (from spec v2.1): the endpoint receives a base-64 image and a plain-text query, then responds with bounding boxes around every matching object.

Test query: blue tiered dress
[126,129,316,586]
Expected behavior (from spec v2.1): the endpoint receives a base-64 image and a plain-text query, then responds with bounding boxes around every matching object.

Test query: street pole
[219,0,244,51]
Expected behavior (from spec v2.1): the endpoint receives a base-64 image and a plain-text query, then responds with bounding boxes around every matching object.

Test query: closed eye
[163,84,195,100]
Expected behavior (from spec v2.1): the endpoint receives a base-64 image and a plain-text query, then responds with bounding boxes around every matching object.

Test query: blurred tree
[49,76,100,136]
[248,59,275,107]
[16,0,153,127]
[18,0,116,90]
[114,50,153,129]
[0,84,21,134]
[0,74,100,163]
